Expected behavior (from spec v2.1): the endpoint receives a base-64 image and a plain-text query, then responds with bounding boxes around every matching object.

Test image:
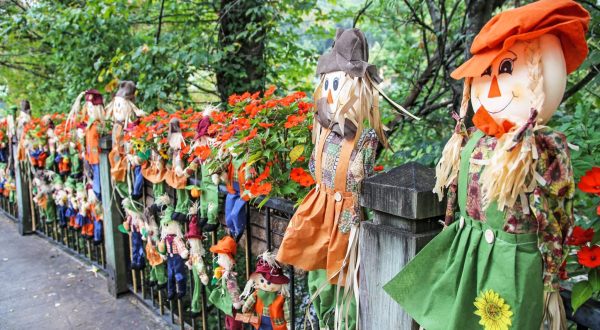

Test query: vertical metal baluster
[245,203,251,279]
[200,284,207,330]
[290,266,296,330]
[178,299,184,330]
[265,208,272,251]
[170,300,175,324]
[130,234,137,293]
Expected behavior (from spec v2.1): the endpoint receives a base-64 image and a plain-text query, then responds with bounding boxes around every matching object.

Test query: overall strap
[333,132,359,192]
[314,128,331,184]
[458,130,484,217]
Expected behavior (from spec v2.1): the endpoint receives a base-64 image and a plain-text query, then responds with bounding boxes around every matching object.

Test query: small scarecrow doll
[32,177,56,224]
[277,28,416,329]
[53,175,69,228]
[16,100,31,162]
[209,236,244,330]
[121,198,146,270]
[87,186,103,245]
[67,89,105,199]
[384,1,590,329]
[158,206,189,300]
[164,118,191,223]
[240,251,290,330]
[185,205,209,317]
[105,80,146,195]
[143,195,168,289]
[188,106,220,232]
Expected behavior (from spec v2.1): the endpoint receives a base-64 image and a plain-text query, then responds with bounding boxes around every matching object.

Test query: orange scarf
[472,106,515,138]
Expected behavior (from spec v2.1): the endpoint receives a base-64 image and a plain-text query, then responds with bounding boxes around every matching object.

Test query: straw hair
[433,77,471,200]
[480,39,544,210]
[312,73,386,147]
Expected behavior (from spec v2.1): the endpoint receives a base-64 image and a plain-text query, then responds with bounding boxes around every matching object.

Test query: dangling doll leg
[190,266,202,316]
[155,263,167,289]
[131,230,145,270]
[92,164,101,200]
[200,176,219,231]
[174,254,187,298]
[93,218,103,245]
[172,189,190,223]
[308,270,356,330]
[166,256,176,300]
[131,165,144,200]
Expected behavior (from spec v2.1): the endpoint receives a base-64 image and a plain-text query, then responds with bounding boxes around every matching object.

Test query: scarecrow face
[317,71,358,137]
[251,273,281,293]
[471,34,567,125]
[217,253,234,270]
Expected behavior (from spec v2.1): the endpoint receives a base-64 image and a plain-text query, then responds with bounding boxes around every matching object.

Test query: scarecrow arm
[241,291,256,313]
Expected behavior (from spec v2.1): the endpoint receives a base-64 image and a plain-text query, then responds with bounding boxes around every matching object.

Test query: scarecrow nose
[327,90,334,105]
[487,76,502,98]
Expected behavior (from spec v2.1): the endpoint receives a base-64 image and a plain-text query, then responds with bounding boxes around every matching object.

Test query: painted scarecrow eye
[267,281,271,285]
[324,79,329,91]
[260,278,264,283]
[499,58,514,75]
[481,66,492,77]
[333,77,339,91]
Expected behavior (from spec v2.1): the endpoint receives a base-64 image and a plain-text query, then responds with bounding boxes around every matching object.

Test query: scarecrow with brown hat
[384,1,590,329]
[240,251,290,330]
[164,118,190,223]
[209,236,244,330]
[277,28,417,329]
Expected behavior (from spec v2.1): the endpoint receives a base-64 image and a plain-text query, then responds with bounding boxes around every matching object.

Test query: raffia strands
[433,78,471,201]
[66,91,85,130]
[541,291,568,330]
[480,40,544,211]
[188,201,199,215]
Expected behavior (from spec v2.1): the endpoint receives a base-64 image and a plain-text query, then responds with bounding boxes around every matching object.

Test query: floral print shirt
[309,128,379,232]
[444,127,574,291]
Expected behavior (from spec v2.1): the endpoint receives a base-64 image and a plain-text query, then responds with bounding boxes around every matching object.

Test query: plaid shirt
[164,234,188,256]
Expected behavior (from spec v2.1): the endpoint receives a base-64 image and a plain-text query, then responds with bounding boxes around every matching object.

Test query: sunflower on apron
[385,1,589,329]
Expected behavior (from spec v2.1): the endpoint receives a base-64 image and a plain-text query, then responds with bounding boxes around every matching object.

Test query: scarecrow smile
[477,93,514,114]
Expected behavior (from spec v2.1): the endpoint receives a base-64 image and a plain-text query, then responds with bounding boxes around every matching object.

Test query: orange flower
[567,226,595,246]
[264,85,276,98]
[250,182,272,196]
[259,123,274,128]
[374,165,384,172]
[193,145,212,161]
[241,128,258,142]
[578,167,600,195]
[285,114,306,129]
[290,167,315,187]
[298,101,313,115]
[577,245,600,268]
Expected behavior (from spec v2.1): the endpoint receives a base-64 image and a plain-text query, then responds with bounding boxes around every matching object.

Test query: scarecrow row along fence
[5,137,600,329]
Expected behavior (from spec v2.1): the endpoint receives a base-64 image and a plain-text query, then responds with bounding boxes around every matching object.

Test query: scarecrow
[105,80,146,197]
[209,236,244,330]
[121,198,146,270]
[384,1,590,329]
[240,251,290,330]
[164,118,191,223]
[87,186,103,245]
[224,159,249,239]
[158,206,189,300]
[276,28,416,329]
[67,89,105,199]
[16,100,31,162]
[185,204,209,317]
[143,195,169,289]
[188,106,220,232]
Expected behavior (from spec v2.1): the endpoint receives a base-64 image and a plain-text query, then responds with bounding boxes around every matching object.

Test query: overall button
[484,229,495,244]
[315,184,320,192]
[334,192,342,202]
[459,216,465,229]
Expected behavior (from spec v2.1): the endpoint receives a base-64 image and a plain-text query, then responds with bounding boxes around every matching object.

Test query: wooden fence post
[99,136,128,297]
[13,140,32,235]
[359,162,445,329]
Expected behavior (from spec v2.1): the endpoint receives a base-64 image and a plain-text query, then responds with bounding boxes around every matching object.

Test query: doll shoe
[202,222,218,232]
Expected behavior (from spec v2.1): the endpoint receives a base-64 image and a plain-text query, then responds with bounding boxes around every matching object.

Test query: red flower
[193,145,211,161]
[264,85,276,98]
[298,101,313,115]
[374,165,384,172]
[567,226,595,246]
[241,128,258,142]
[578,167,600,195]
[290,167,315,187]
[250,182,272,196]
[577,245,600,268]
[284,115,306,129]
[259,123,274,128]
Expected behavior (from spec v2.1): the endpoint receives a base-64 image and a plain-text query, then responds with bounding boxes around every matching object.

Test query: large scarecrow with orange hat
[277,28,417,329]
[384,1,590,329]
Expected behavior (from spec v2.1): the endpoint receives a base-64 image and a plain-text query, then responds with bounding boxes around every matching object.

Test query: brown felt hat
[85,89,104,106]
[115,81,137,101]
[316,28,382,83]
[20,100,31,115]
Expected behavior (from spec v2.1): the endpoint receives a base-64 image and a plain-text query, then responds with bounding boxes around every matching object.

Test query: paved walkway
[0,215,170,330]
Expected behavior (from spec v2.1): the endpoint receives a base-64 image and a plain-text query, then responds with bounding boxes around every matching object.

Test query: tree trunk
[216,0,267,102]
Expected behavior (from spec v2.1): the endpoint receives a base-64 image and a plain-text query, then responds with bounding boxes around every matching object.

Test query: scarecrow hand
[233,301,242,310]
[200,274,209,286]
[180,250,189,260]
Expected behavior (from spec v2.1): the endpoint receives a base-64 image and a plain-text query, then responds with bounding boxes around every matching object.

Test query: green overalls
[384,130,544,329]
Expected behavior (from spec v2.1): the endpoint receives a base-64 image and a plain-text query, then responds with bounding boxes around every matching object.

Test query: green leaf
[289,145,304,163]
[571,280,593,312]
[589,268,600,292]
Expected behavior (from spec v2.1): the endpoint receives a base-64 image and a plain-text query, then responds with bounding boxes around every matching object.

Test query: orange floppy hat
[210,236,237,257]
[451,0,590,79]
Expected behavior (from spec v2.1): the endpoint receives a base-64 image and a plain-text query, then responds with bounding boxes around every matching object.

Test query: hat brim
[451,20,589,79]
[185,234,203,240]
[256,271,290,285]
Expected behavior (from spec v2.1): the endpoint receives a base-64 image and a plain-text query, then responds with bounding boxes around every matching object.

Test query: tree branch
[562,63,600,102]
[353,0,373,28]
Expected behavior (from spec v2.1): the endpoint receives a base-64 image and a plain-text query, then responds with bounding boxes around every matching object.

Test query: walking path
[0,215,170,330]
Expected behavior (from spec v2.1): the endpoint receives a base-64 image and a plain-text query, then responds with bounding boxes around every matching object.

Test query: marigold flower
[259,123,274,128]
[290,167,315,187]
[567,226,595,246]
[241,128,258,142]
[577,245,600,268]
[193,145,211,161]
[578,167,600,195]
